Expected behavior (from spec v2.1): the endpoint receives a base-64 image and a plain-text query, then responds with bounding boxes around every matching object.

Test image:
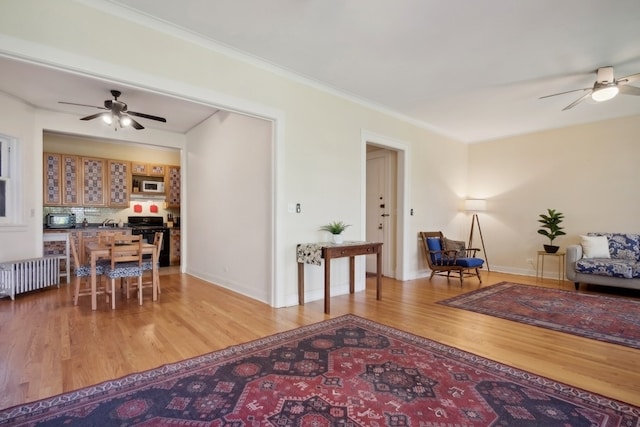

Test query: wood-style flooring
[0,269,639,411]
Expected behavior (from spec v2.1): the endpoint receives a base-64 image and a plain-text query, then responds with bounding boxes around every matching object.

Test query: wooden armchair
[419,231,484,284]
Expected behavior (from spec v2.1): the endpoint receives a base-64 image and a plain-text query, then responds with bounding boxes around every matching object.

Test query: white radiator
[0,257,60,300]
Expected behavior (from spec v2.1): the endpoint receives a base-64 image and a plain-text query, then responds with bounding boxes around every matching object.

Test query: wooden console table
[297,241,383,314]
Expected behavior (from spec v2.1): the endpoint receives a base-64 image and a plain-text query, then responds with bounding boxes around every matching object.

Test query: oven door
[132,229,170,267]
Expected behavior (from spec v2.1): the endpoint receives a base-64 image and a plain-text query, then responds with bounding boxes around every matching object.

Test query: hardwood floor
[0,269,639,411]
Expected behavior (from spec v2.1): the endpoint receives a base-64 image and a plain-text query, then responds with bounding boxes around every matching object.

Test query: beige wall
[468,115,640,277]
[0,1,477,305]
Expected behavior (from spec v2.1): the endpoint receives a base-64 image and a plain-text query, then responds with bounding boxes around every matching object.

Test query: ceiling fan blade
[128,117,144,130]
[59,101,107,110]
[562,91,593,111]
[80,112,110,121]
[618,85,640,96]
[617,72,640,85]
[539,88,590,99]
[128,111,167,123]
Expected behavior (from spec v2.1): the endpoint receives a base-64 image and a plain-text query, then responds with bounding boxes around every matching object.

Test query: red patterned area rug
[438,282,640,350]
[1,315,638,426]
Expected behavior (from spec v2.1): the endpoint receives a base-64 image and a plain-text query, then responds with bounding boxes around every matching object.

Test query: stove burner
[127,215,165,229]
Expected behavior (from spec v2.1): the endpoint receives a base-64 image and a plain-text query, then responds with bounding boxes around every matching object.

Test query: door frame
[361,130,409,281]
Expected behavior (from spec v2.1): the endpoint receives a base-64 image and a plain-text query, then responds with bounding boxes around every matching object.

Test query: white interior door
[366,149,396,277]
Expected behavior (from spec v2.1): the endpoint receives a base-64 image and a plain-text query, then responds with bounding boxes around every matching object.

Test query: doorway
[366,147,397,277]
[363,131,408,281]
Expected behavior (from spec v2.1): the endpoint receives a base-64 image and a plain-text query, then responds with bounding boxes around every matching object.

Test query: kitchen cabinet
[107,160,131,207]
[166,165,180,208]
[43,153,81,206]
[44,152,181,208]
[131,162,166,177]
[81,157,106,206]
[170,228,180,265]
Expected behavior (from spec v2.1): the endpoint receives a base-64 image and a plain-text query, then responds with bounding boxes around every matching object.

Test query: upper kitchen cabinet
[107,160,131,207]
[43,153,81,206]
[81,157,106,206]
[166,165,180,208]
[131,162,166,177]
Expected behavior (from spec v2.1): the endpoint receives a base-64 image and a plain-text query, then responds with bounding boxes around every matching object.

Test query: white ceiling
[2,0,640,141]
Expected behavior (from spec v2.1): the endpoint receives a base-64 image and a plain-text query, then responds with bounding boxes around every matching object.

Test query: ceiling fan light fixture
[591,85,619,102]
[120,115,132,127]
[102,114,113,125]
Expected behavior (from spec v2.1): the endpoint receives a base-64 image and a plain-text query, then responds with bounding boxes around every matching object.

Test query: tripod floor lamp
[465,199,490,271]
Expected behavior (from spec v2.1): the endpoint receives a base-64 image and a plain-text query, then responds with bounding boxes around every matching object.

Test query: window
[0,134,19,225]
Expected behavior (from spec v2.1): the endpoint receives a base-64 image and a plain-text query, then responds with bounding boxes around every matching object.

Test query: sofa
[566,232,640,291]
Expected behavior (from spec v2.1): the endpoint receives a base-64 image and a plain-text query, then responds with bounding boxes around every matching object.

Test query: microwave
[142,180,165,193]
[46,213,76,229]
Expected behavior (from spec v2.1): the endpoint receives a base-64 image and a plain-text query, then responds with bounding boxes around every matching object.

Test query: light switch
[287,203,295,213]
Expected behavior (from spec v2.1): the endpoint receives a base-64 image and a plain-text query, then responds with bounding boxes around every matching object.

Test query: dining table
[85,241,157,310]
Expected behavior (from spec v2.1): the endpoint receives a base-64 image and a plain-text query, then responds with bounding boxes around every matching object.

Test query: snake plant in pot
[537,208,566,253]
[320,221,351,244]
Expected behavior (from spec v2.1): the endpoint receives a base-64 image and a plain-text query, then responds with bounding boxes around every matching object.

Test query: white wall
[468,115,640,277]
[186,111,272,303]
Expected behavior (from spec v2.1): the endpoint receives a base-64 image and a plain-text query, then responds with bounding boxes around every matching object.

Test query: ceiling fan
[540,66,640,111]
[59,90,167,130]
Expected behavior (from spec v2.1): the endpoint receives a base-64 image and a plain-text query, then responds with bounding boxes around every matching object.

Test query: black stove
[128,216,166,231]
[128,216,170,267]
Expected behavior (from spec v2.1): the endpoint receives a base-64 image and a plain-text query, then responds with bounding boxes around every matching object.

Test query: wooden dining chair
[70,237,106,306]
[98,231,116,245]
[128,231,163,300]
[104,234,144,309]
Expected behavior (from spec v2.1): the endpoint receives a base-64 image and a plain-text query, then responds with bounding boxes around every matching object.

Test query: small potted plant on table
[320,221,351,244]
[537,208,566,253]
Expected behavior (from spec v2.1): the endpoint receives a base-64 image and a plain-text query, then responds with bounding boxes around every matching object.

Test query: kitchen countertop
[44,225,132,231]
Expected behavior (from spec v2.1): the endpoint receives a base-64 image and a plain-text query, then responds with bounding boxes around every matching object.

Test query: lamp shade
[464,199,487,212]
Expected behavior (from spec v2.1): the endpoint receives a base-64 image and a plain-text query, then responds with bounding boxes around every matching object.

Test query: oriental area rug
[439,282,640,350]
[1,315,638,426]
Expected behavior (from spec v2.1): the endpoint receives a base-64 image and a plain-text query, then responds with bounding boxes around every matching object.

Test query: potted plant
[537,208,566,253]
[320,221,351,244]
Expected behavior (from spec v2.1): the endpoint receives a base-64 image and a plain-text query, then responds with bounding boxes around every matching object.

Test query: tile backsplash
[44,203,179,225]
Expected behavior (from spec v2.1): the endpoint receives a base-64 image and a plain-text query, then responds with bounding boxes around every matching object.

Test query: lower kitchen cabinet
[44,228,132,267]
[170,228,180,266]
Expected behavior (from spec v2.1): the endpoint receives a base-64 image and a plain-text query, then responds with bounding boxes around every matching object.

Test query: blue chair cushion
[426,237,443,262]
[454,257,484,268]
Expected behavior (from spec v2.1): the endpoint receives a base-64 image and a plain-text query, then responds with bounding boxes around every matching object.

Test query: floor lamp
[465,199,490,271]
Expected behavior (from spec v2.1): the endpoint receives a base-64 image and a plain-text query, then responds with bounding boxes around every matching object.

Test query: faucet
[102,218,114,227]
